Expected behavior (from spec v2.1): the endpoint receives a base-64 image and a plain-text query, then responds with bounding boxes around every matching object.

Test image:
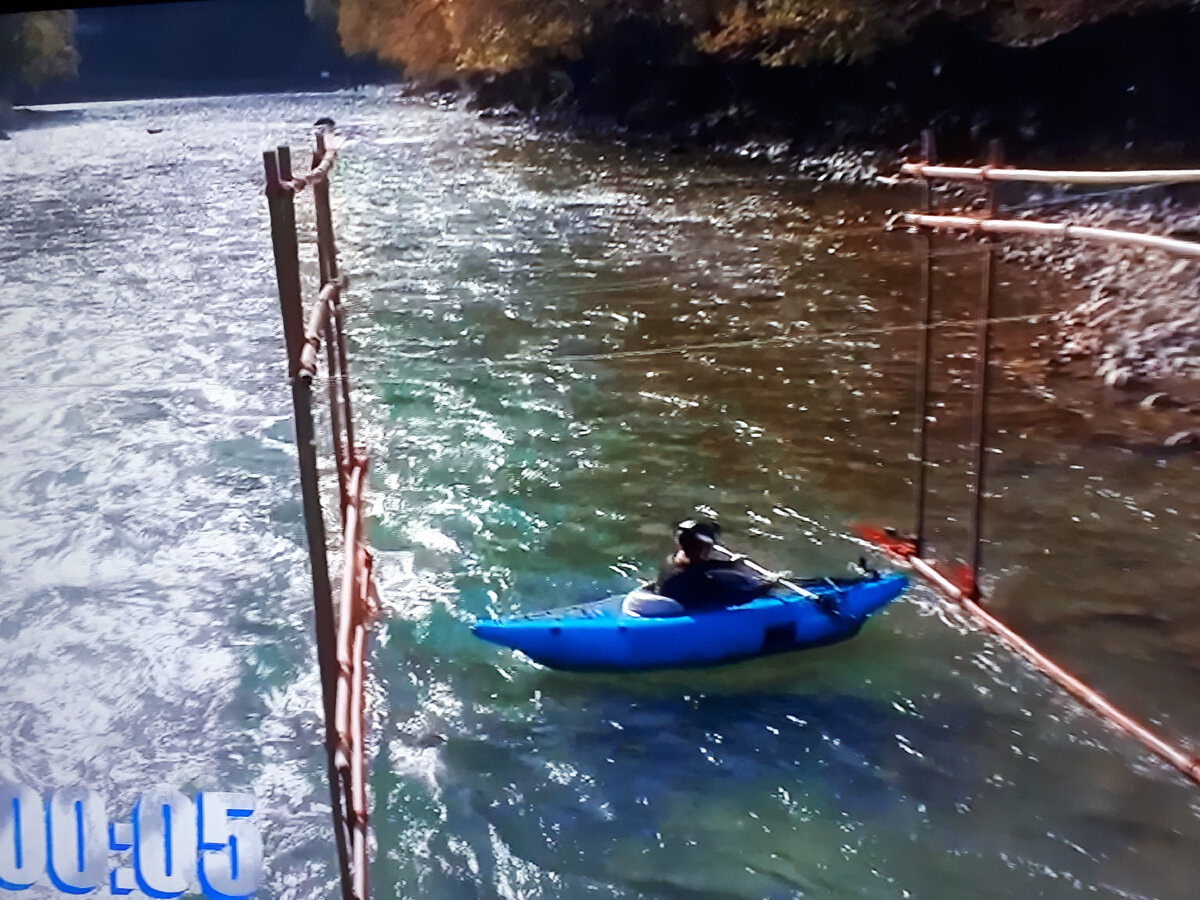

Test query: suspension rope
[1000,182,1177,213]
[8,308,1060,398]
[342,310,1056,370]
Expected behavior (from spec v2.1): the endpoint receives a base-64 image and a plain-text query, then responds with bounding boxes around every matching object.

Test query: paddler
[656,520,776,610]
[622,520,780,617]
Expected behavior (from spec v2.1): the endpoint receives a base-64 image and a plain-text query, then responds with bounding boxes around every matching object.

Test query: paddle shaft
[711,543,824,603]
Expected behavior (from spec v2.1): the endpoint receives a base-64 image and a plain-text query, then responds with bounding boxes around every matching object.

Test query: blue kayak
[472,570,908,671]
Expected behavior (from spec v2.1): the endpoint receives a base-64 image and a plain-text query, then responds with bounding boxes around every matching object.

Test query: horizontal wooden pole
[909,556,964,600]
[902,213,1200,258]
[900,162,1200,185]
[960,583,1200,785]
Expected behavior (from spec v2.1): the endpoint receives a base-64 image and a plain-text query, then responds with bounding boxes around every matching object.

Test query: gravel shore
[999,189,1200,389]
[904,179,1200,447]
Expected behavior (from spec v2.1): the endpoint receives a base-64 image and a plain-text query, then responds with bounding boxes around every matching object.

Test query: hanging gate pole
[912,129,937,557]
[263,145,354,899]
[859,141,1200,788]
[965,140,1003,599]
[312,133,352,521]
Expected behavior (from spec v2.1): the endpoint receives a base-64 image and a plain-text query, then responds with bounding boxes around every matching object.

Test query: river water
[3,90,1200,899]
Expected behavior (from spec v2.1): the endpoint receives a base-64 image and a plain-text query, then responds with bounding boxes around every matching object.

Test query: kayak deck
[472,570,908,671]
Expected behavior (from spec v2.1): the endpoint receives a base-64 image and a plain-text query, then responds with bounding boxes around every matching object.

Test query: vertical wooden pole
[350,618,368,900]
[313,136,351,523]
[967,139,1003,598]
[264,147,353,900]
[912,129,936,557]
[332,303,357,455]
[313,133,341,284]
[311,132,357,469]
[340,766,357,886]
[325,317,350,523]
[267,149,304,379]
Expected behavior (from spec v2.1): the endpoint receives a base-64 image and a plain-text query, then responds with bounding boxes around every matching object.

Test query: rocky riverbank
[899,181,1200,449]
[400,5,1200,171]
[994,189,1200,408]
[421,1,1200,428]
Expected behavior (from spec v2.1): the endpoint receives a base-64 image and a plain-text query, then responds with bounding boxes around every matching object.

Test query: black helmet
[675,519,720,546]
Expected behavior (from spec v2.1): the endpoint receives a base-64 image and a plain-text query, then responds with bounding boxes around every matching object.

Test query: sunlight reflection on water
[2,90,1199,899]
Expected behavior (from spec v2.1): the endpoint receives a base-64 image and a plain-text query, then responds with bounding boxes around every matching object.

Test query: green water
[334,101,1200,897]
[3,90,1199,899]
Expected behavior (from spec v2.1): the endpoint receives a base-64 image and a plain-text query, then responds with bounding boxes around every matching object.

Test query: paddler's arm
[655,553,686,591]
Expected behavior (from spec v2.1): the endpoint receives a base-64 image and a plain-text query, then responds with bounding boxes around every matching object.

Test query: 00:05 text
[1,784,262,899]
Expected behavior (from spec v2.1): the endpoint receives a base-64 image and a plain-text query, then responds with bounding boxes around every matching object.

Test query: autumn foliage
[0,11,78,98]
[328,0,1189,78]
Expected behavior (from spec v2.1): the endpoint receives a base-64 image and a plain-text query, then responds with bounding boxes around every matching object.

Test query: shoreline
[997,188,1200,432]
[922,181,1200,448]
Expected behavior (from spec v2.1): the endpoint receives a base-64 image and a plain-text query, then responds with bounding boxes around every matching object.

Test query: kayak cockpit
[621,589,686,618]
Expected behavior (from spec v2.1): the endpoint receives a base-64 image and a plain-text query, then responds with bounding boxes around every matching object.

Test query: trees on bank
[0,11,78,92]
[325,0,1187,79]
[0,11,78,123]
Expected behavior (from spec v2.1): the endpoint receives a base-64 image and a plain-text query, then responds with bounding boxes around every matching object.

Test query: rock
[1139,392,1177,409]
[1103,367,1133,388]
[411,730,447,749]
[1164,430,1200,448]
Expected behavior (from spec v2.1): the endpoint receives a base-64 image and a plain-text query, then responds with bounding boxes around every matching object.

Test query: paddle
[711,543,841,617]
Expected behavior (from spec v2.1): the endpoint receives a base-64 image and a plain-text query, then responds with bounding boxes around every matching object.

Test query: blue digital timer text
[0,784,263,899]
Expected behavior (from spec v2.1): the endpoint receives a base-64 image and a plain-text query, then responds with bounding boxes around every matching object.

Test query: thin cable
[1000,181,1176,214]
[369,311,1058,370]
[6,311,1058,393]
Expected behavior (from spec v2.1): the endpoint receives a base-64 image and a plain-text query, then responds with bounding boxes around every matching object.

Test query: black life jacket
[659,560,772,610]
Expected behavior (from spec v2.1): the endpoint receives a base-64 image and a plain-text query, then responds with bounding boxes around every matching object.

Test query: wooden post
[313,136,351,521]
[912,129,936,557]
[266,148,304,380]
[313,133,341,285]
[311,132,357,464]
[967,139,1003,598]
[325,316,351,522]
[263,147,354,900]
[332,303,357,455]
[350,619,368,900]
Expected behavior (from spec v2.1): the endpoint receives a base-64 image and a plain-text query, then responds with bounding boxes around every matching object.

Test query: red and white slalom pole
[853,525,1200,787]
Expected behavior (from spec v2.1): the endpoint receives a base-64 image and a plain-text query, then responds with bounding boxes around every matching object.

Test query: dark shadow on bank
[464,6,1200,165]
